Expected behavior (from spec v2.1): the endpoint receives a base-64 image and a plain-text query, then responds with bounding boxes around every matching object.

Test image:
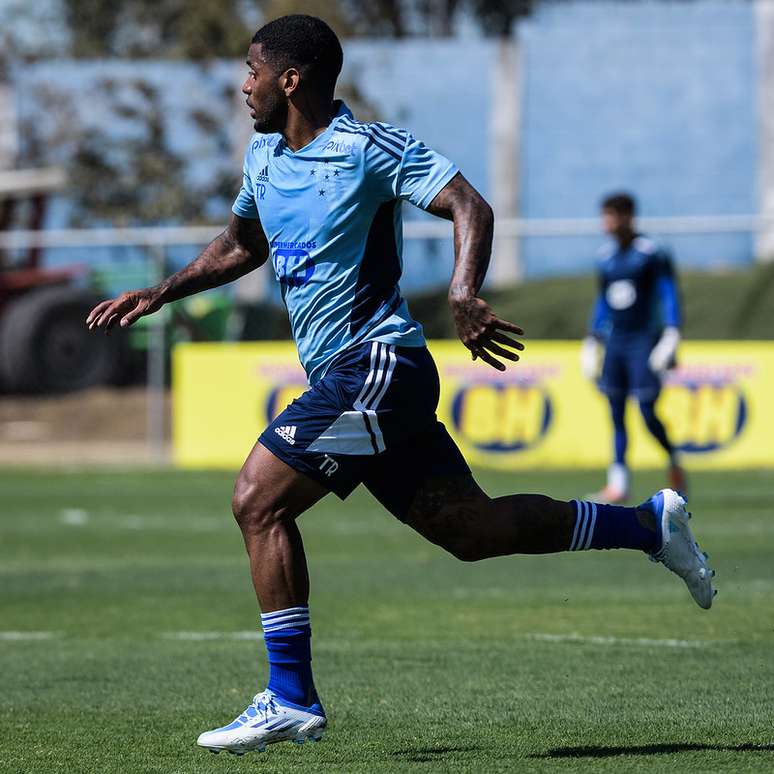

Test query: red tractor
[0,169,125,393]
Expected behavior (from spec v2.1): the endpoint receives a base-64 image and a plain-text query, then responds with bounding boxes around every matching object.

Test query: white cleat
[196,690,326,755]
[645,488,716,609]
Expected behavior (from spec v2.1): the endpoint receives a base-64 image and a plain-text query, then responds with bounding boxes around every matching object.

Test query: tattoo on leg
[406,475,576,560]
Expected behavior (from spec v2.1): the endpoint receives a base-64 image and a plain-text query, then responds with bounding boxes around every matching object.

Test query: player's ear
[281,68,301,97]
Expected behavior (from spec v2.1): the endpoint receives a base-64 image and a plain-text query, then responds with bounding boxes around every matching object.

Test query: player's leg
[365,417,714,609]
[197,444,329,754]
[634,340,688,495]
[199,341,424,754]
[639,397,687,495]
[233,442,326,611]
[403,472,658,560]
[638,398,673,457]
[591,344,630,502]
[401,472,713,607]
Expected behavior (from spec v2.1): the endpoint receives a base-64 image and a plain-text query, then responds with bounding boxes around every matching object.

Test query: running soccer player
[87,16,714,756]
[581,193,687,503]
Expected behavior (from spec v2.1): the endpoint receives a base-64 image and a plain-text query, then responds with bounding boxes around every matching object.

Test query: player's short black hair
[252,15,343,99]
[601,192,637,216]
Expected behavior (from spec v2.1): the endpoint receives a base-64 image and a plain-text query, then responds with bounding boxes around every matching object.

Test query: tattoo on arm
[155,214,269,304]
[425,172,494,301]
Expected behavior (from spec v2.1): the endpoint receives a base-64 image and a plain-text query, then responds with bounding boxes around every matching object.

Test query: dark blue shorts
[598,334,662,401]
[259,342,470,520]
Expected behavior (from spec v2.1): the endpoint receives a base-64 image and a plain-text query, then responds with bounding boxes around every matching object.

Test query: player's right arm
[580,272,609,379]
[86,213,268,331]
[364,124,524,371]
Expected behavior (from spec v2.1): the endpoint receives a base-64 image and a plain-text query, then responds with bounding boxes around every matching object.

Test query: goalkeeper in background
[581,192,686,503]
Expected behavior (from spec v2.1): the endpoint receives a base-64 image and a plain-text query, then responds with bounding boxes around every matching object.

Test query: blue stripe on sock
[582,502,598,550]
[576,501,591,550]
[569,500,584,550]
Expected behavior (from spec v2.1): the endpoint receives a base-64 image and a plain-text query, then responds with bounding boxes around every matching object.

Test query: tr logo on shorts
[319,455,339,477]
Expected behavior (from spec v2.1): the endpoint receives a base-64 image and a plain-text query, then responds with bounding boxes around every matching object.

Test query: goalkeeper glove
[648,326,680,374]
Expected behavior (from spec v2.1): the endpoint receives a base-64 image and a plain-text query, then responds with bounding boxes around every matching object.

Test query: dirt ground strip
[0,388,170,465]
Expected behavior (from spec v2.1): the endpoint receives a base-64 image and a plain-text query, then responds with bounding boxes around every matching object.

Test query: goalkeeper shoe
[645,488,715,610]
[197,690,326,755]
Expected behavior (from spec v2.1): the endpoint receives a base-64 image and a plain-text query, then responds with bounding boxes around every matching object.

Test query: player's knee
[231,477,277,534]
[406,479,491,562]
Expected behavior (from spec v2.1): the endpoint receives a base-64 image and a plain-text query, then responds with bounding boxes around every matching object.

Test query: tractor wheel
[0,285,127,394]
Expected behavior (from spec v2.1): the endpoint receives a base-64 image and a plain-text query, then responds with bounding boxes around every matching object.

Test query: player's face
[601,208,633,238]
[242,44,287,133]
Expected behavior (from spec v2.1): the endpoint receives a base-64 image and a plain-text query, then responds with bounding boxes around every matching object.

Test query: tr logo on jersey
[274,425,297,445]
[606,280,637,310]
[254,165,269,201]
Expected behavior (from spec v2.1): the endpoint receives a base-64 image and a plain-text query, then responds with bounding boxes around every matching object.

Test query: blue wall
[518,0,757,276]
[11,0,759,289]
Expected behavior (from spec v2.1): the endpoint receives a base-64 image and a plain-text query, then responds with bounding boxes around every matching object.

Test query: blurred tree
[64,0,252,58]
[22,77,235,226]
[468,0,536,36]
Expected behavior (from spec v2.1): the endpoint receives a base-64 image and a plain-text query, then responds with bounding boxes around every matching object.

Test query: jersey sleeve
[654,250,681,328]
[231,142,260,219]
[365,124,459,208]
[589,272,611,337]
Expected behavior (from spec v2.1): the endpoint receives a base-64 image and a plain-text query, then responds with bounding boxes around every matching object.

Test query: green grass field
[2,468,773,773]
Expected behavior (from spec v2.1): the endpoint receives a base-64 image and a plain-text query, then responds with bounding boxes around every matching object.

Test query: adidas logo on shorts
[256,165,269,183]
[274,425,297,445]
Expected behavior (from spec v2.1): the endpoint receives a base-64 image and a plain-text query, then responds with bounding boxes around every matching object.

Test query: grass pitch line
[0,631,59,641]
[525,633,715,649]
[161,631,263,641]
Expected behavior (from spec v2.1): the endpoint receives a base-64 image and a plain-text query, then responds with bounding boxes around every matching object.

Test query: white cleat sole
[203,727,325,755]
[198,718,326,755]
[651,489,716,610]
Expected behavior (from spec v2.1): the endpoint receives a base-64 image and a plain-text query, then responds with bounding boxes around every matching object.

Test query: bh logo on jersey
[450,372,553,453]
[272,247,315,287]
[662,366,748,453]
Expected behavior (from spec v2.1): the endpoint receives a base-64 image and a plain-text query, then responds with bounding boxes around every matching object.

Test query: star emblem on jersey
[318,189,325,196]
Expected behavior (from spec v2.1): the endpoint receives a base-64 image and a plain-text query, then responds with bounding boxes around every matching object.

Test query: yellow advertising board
[173,341,774,470]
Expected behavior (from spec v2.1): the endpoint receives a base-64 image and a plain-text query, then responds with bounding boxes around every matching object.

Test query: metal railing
[1,212,769,464]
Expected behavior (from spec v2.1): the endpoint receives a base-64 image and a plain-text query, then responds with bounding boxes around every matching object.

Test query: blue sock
[261,606,317,707]
[568,499,658,553]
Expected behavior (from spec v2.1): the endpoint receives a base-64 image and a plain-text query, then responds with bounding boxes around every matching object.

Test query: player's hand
[86,287,163,331]
[648,326,680,374]
[449,293,524,371]
[580,336,602,380]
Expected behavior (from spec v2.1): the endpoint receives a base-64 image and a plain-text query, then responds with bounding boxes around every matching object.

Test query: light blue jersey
[232,101,458,385]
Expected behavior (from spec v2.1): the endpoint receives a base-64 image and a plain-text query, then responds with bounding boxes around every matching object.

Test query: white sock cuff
[260,605,310,633]
[569,500,598,551]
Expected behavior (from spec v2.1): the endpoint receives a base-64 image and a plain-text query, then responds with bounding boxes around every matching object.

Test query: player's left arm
[425,173,524,371]
[649,250,682,373]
